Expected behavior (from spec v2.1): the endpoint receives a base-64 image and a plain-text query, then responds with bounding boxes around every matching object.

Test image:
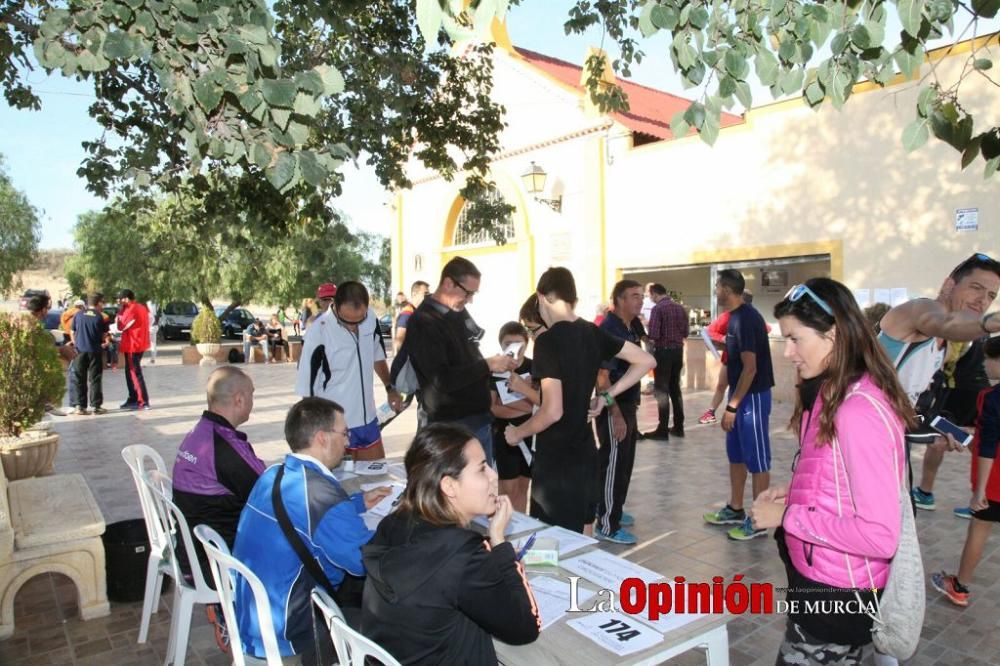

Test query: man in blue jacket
[233,398,391,662]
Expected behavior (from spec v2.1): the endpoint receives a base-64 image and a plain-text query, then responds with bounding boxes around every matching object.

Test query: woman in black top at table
[361,424,540,665]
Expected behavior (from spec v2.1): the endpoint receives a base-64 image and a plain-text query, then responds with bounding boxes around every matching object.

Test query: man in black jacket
[405,257,517,465]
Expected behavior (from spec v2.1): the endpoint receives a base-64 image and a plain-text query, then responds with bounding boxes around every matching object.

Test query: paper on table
[354,460,390,476]
[530,525,598,556]
[567,611,664,657]
[562,549,664,592]
[529,575,596,631]
[366,483,406,518]
[332,467,357,482]
[628,592,709,635]
[388,462,407,479]
[471,511,545,536]
[700,327,721,360]
[360,480,404,493]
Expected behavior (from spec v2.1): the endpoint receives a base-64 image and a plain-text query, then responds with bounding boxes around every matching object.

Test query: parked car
[215,307,256,339]
[42,309,66,345]
[378,313,392,338]
[161,301,199,340]
[19,289,49,311]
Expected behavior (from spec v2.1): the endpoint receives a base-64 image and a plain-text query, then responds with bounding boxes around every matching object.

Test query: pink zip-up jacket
[782,374,905,590]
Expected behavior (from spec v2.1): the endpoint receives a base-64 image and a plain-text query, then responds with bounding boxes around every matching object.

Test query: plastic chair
[194,524,284,666]
[121,445,173,643]
[311,590,400,666]
[143,469,220,666]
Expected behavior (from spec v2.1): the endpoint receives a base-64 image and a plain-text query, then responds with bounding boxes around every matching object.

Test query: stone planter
[0,430,60,480]
[195,343,221,366]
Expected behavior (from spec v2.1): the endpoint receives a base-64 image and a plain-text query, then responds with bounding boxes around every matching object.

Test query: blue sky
[0,2,992,248]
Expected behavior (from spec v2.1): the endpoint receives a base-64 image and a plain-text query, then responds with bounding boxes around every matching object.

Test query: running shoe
[911,487,936,511]
[727,517,768,541]
[930,571,969,607]
[595,528,638,545]
[205,604,231,653]
[93,407,107,415]
[703,505,746,525]
[619,512,635,527]
[953,507,973,519]
[119,401,139,410]
[72,407,88,416]
[641,429,670,441]
[698,409,717,425]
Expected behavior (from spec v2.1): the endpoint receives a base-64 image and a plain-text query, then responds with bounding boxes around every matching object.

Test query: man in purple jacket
[172,366,265,582]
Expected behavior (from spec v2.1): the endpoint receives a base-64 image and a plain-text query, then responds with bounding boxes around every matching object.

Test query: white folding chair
[121,444,173,644]
[194,524,284,666]
[144,469,220,666]
[310,589,347,663]
[311,590,400,666]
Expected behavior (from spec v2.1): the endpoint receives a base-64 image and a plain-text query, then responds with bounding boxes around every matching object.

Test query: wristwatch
[725,404,738,414]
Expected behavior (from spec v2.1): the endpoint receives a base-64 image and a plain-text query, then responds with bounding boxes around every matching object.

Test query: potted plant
[191,307,222,365]
[0,313,66,479]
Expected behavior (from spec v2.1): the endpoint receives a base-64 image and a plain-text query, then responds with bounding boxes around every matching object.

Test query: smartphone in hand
[930,415,973,447]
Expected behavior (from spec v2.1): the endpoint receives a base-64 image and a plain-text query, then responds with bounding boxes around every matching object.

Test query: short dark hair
[536,267,577,306]
[519,294,540,324]
[441,257,480,286]
[611,279,642,306]
[498,321,528,344]
[717,269,745,295]
[397,423,476,527]
[411,280,430,295]
[950,252,1000,284]
[117,289,135,300]
[26,293,51,314]
[87,292,104,307]
[284,397,344,452]
[334,281,369,309]
[648,283,667,296]
[985,335,1000,360]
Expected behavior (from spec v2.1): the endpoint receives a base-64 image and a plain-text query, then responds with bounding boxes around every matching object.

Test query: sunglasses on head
[950,252,1000,278]
[784,284,834,317]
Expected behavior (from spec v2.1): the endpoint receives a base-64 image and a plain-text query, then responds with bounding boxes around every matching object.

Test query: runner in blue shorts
[348,419,384,452]
[703,269,775,541]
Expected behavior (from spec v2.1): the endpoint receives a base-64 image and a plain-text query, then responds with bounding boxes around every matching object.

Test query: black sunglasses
[448,276,478,298]
[951,252,1000,278]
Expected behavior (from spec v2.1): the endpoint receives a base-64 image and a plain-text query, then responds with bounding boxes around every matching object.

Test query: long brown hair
[774,278,917,445]
[396,423,474,526]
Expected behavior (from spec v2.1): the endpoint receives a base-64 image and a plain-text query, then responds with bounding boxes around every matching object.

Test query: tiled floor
[2,343,999,665]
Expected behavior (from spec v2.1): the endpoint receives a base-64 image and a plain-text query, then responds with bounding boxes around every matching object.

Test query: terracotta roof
[513,47,743,141]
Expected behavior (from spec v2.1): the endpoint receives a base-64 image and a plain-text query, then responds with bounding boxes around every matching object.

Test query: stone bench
[181,341,301,365]
[0,463,109,638]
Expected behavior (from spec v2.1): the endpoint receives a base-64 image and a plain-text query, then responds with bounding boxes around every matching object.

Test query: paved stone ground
[2,342,999,665]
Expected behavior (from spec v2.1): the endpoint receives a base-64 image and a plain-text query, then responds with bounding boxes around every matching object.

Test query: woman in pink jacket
[750,278,915,664]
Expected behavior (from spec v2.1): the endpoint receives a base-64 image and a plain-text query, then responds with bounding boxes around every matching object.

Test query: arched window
[452,188,515,246]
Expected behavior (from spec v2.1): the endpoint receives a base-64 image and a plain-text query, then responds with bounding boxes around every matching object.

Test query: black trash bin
[103,519,152,603]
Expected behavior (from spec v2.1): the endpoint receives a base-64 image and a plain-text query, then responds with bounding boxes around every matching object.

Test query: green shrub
[0,313,65,436]
[191,307,222,344]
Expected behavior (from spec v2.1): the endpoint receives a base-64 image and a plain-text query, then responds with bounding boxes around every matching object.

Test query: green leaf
[193,76,223,113]
[851,25,871,49]
[287,121,311,146]
[123,0,145,9]
[417,0,444,44]
[35,39,67,69]
[901,118,929,151]
[176,1,200,19]
[719,76,737,98]
[865,20,885,46]
[252,142,273,168]
[699,111,720,146]
[898,0,926,36]
[670,110,690,138]
[985,156,999,178]
[258,44,278,69]
[675,41,697,70]
[831,32,849,55]
[725,50,748,78]
[961,136,982,169]
[242,25,270,46]
[238,90,263,115]
[829,69,852,109]
[298,151,327,187]
[916,85,936,118]
[261,79,297,107]
[810,17,833,46]
[689,7,710,29]
[133,11,156,36]
[265,151,297,191]
[734,81,753,109]
[683,102,706,129]
[271,107,292,131]
[755,49,780,86]
[780,68,804,95]
[974,58,994,70]
[314,65,345,95]
[638,1,657,36]
[103,31,134,60]
[779,39,796,62]
[296,71,325,96]
[293,92,321,117]
[971,0,1000,18]
[650,5,679,30]
[175,21,198,45]
[979,129,1000,159]
[804,80,824,107]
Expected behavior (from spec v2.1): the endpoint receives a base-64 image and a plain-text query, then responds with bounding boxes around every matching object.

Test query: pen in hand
[515,533,537,561]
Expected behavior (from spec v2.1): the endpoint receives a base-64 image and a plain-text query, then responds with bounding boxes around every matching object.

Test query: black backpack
[228,348,245,364]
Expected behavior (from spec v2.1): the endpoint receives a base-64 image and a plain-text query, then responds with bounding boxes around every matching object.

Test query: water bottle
[376,402,395,425]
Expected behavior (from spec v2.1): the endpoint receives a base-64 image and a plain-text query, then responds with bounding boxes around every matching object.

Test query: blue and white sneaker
[619,512,635,527]
[727,517,767,541]
[911,487,936,511]
[953,506,973,519]
[595,528,638,545]
[703,505,746,526]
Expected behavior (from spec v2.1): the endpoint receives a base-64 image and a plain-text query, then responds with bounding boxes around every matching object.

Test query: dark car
[378,313,392,338]
[161,301,199,340]
[42,309,66,345]
[216,307,256,339]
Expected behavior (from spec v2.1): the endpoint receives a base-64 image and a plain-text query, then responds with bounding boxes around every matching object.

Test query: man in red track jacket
[117,289,152,410]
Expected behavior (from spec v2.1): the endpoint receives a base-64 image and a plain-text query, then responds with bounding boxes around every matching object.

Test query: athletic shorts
[725,389,772,473]
[493,423,532,480]
[347,419,383,451]
[972,500,1000,523]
